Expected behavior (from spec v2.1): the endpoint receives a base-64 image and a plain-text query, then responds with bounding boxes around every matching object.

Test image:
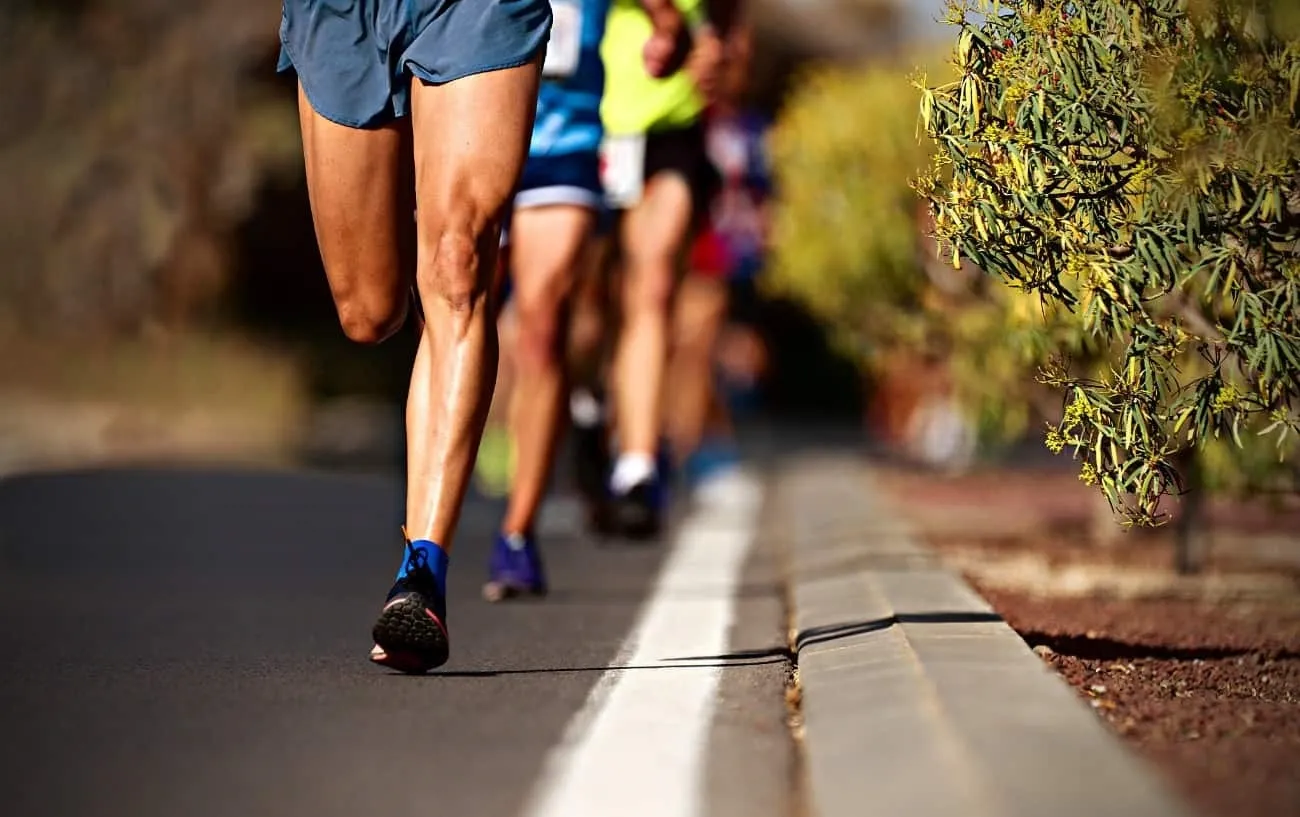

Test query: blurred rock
[0,0,297,339]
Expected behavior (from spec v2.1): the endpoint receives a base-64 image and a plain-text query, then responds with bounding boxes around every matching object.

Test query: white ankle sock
[610,452,656,494]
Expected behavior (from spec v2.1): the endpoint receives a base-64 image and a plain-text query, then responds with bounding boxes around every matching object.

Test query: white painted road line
[525,469,764,817]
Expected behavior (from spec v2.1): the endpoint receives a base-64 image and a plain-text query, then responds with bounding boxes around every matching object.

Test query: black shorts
[642,122,721,222]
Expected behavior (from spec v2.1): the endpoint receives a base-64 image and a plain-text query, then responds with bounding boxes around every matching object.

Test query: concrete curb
[778,455,1193,817]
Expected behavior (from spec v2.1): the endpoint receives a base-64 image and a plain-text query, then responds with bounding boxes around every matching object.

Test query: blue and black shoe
[482,531,548,602]
[370,537,450,674]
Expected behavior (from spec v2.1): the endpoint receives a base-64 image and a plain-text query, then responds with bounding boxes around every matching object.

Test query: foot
[611,474,664,540]
[608,445,671,541]
[483,531,548,602]
[370,539,450,674]
[684,438,740,493]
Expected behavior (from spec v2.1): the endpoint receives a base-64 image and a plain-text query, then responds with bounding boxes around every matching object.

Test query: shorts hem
[279,40,546,129]
[515,186,603,211]
[405,42,545,89]
[278,38,390,130]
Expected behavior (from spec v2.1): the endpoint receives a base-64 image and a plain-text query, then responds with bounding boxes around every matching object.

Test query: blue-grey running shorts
[278,0,553,129]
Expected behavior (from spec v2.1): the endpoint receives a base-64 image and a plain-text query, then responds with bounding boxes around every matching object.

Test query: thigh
[621,173,694,271]
[509,204,597,310]
[297,85,414,309]
[409,60,543,257]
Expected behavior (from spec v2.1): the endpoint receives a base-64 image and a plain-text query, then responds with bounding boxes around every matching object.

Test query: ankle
[397,536,450,596]
[611,451,657,494]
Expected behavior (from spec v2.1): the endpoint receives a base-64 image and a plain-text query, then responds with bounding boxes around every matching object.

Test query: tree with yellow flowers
[918,0,1299,545]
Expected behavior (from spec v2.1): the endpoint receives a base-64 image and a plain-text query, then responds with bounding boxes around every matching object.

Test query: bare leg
[404,60,542,551]
[295,85,415,344]
[501,205,595,536]
[561,231,619,525]
[663,272,729,464]
[567,232,615,388]
[611,175,693,460]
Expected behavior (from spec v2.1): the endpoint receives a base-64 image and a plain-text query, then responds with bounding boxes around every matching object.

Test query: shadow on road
[412,653,793,679]
[795,611,1004,651]
[407,614,1009,678]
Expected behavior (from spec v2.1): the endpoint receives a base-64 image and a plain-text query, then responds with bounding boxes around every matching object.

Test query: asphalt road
[0,464,793,817]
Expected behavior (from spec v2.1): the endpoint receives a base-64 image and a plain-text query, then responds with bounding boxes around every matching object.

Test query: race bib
[599,133,646,208]
[542,1,583,79]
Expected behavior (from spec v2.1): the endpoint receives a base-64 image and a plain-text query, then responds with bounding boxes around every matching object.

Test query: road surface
[0,464,793,817]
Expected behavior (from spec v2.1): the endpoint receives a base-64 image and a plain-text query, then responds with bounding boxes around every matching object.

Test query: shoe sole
[370,593,449,674]
[614,499,661,541]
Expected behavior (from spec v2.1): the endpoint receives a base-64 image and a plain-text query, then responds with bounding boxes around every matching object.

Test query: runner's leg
[611,173,692,466]
[296,86,415,344]
[404,59,542,551]
[567,232,615,391]
[565,230,618,525]
[502,204,596,536]
[664,270,729,464]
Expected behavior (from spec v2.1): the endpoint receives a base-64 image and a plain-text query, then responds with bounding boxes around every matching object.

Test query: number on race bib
[599,134,646,208]
[542,1,583,79]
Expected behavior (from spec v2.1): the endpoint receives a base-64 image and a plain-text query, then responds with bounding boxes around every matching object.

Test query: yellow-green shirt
[599,0,706,135]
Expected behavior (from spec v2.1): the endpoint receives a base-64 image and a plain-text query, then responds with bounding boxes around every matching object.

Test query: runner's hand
[642,29,679,78]
[638,0,690,78]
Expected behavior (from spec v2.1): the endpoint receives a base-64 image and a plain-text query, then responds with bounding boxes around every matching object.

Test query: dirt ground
[874,463,1300,817]
[983,589,1300,817]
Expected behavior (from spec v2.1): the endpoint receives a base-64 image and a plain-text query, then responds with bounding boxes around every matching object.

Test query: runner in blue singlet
[482,0,690,600]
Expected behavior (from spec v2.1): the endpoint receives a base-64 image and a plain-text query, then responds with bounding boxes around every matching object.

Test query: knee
[416,198,496,319]
[335,289,408,346]
[623,258,675,316]
[420,228,485,315]
[513,295,566,372]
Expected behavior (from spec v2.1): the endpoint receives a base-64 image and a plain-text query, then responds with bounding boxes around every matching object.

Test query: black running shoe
[612,475,664,541]
[370,541,449,674]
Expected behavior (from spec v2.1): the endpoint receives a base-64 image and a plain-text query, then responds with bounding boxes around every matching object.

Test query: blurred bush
[0,0,300,341]
[765,52,1095,463]
[766,59,938,368]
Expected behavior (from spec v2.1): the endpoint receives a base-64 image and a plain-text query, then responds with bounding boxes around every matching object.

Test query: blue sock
[397,539,449,598]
